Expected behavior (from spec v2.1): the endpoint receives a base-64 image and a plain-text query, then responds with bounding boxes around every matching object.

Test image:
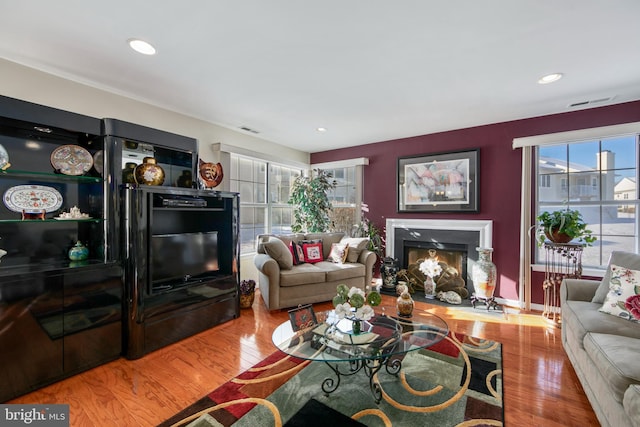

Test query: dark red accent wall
[311,100,640,305]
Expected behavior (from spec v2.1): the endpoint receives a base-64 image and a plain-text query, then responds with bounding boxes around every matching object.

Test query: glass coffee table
[272,310,449,403]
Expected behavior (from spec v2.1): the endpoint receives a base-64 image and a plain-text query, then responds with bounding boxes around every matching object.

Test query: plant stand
[543,242,583,327]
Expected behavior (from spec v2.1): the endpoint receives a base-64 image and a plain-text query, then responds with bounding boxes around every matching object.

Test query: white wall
[0,58,309,165]
[0,58,306,285]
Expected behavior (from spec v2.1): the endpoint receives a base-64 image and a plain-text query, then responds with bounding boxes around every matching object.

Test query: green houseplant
[288,169,337,233]
[536,209,596,246]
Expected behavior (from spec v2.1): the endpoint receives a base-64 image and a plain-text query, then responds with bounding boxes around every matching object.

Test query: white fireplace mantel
[385,219,493,257]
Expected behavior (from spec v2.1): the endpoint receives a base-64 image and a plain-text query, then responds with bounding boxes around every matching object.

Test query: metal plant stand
[543,242,583,326]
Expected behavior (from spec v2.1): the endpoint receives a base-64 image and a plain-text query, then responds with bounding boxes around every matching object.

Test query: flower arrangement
[419,255,442,298]
[419,258,442,279]
[239,279,256,295]
[332,284,381,321]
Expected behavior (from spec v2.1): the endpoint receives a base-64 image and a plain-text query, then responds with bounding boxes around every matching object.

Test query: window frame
[534,134,640,269]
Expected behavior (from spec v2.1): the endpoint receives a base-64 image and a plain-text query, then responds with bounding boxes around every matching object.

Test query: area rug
[158,329,503,427]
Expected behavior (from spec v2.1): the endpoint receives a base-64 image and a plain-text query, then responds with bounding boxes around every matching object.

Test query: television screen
[151,231,219,287]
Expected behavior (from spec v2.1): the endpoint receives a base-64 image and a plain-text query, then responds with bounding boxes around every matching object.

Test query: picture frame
[288,304,318,331]
[397,148,479,213]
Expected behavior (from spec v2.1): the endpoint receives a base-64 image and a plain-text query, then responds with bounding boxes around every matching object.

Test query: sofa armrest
[560,278,601,304]
[358,249,377,289]
[254,253,280,276]
[254,253,282,310]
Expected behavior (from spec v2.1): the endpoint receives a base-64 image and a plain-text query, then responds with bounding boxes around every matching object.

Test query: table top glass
[272,310,449,363]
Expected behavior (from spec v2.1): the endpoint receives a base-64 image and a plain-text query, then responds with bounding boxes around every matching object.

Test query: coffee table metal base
[321,356,402,403]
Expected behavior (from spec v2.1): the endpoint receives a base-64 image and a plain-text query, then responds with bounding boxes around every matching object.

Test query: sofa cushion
[322,261,366,282]
[279,264,327,287]
[263,237,293,270]
[599,264,640,321]
[623,384,640,425]
[306,233,345,259]
[583,333,640,403]
[593,251,640,304]
[563,300,640,350]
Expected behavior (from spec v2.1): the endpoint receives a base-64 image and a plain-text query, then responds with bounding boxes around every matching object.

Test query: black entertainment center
[122,186,239,359]
[0,97,240,401]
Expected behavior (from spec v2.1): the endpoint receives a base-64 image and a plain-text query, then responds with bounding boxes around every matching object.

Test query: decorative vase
[472,247,497,299]
[424,276,436,299]
[134,157,165,186]
[122,162,137,184]
[239,292,255,309]
[177,170,193,188]
[380,257,398,293]
[397,291,414,317]
[68,241,89,261]
[351,319,362,334]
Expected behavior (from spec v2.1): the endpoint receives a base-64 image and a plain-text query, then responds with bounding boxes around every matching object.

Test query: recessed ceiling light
[128,39,156,55]
[538,73,563,84]
[317,127,327,133]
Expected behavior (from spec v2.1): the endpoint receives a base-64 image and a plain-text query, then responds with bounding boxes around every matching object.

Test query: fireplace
[386,219,493,296]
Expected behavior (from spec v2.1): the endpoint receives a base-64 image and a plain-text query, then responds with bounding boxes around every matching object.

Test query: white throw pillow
[599,264,640,322]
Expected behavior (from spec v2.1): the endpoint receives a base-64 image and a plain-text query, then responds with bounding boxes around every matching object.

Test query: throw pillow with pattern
[328,243,349,264]
[599,264,640,321]
[302,242,324,263]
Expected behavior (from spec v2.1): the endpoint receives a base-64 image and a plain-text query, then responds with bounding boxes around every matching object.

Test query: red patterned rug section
[158,351,308,427]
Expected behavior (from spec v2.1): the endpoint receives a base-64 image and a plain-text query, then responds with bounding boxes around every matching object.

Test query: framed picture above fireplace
[397,148,479,213]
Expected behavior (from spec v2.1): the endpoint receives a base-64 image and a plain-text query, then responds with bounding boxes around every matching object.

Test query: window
[324,166,358,235]
[536,135,640,268]
[230,154,301,254]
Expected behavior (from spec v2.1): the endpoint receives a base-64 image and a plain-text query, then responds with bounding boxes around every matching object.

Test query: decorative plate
[3,185,63,213]
[50,145,93,175]
[0,143,9,170]
[198,159,224,188]
[93,150,104,176]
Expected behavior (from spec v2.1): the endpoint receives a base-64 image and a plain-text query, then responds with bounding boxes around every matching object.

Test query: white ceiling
[1,1,640,153]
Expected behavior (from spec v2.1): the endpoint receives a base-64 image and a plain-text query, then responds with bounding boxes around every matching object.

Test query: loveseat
[253,232,376,310]
[560,251,640,427]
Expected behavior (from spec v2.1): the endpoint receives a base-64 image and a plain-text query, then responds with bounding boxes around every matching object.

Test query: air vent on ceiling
[568,96,615,108]
[239,126,260,134]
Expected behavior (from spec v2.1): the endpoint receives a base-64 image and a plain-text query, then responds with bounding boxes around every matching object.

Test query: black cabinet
[0,96,122,402]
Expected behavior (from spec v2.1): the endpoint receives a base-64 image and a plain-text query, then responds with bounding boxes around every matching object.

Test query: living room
[2,2,640,426]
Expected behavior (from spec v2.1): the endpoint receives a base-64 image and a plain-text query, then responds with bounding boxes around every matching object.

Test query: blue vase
[68,241,89,261]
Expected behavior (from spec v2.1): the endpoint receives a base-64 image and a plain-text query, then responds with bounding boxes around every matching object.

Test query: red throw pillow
[302,242,324,263]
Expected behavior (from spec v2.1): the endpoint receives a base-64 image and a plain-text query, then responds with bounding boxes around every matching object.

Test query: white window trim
[512,122,640,149]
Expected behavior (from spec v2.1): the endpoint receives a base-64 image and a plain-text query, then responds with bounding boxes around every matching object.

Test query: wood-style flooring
[9,292,600,426]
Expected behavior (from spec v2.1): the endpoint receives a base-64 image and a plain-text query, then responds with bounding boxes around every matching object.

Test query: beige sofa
[560,251,640,427]
[253,232,376,310]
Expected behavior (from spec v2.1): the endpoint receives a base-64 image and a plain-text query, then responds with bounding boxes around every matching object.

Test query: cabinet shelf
[0,218,103,223]
[0,168,101,183]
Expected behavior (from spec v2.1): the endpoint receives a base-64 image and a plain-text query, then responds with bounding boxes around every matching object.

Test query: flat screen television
[150,231,219,291]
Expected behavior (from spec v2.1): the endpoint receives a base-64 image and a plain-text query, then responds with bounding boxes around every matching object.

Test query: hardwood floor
[9,292,600,426]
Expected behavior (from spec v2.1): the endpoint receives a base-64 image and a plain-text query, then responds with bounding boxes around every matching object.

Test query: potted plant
[239,279,256,309]
[536,209,596,246]
[288,169,337,233]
